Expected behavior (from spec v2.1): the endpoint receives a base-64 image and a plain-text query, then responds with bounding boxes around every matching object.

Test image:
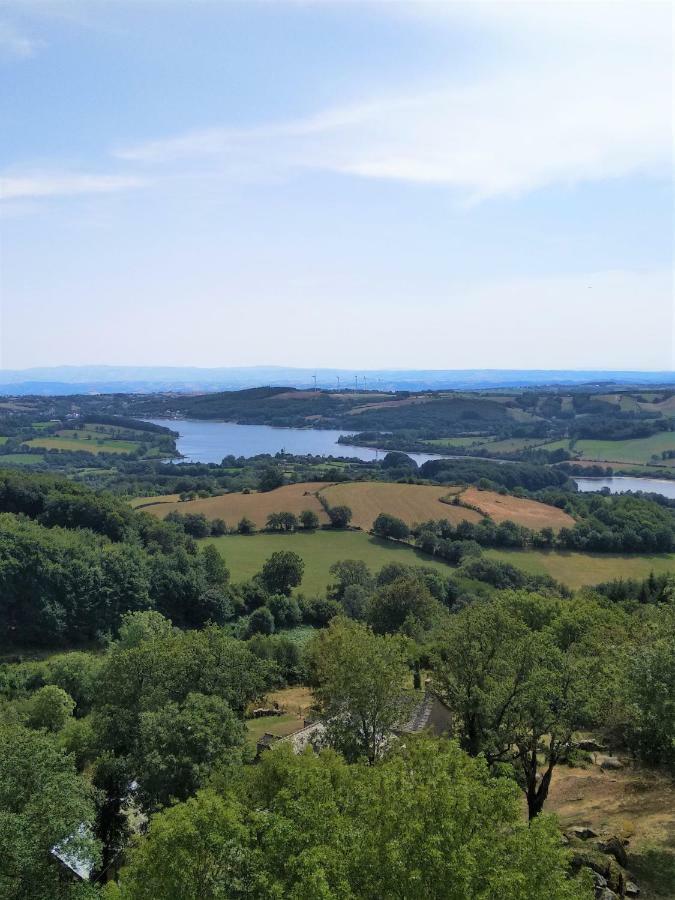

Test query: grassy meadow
[24,436,140,455]
[206,529,675,593]
[0,453,45,466]
[205,530,462,595]
[485,548,675,588]
[542,433,675,465]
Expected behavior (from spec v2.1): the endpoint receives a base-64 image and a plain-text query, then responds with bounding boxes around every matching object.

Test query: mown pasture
[542,433,675,465]
[0,453,45,466]
[204,530,464,595]
[24,436,140,455]
[207,530,675,593]
[485,548,675,588]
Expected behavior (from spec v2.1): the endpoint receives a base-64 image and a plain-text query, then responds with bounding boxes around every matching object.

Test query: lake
[142,418,445,465]
[144,419,675,498]
[575,476,675,500]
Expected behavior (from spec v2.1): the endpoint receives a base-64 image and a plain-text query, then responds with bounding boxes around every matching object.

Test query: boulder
[598,891,618,900]
[596,835,628,868]
[571,850,624,895]
[576,738,606,752]
[599,756,623,770]
[569,825,599,840]
[570,851,611,879]
[625,881,640,897]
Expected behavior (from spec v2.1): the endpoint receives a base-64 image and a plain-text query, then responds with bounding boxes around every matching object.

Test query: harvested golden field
[129,493,181,509]
[318,481,480,530]
[461,487,575,531]
[139,480,572,534]
[143,482,329,528]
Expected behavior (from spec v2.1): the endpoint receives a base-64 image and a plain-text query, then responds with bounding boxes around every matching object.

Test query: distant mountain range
[0,366,673,396]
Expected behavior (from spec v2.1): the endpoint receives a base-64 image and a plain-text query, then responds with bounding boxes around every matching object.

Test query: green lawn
[205,530,463,595]
[245,712,305,747]
[0,453,45,466]
[486,548,675,589]
[541,434,675,465]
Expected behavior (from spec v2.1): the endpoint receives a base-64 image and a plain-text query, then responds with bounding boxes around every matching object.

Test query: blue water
[145,419,675,498]
[143,418,444,466]
[575,476,675,499]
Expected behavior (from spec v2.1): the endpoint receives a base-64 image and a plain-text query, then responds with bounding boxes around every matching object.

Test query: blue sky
[1,1,672,370]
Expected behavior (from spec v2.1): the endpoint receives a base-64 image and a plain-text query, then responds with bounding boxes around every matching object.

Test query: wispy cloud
[115,2,671,200]
[0,22,44,60]
[0,172,147,201]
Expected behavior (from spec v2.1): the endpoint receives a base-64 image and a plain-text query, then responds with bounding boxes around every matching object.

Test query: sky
[0,0,673,371]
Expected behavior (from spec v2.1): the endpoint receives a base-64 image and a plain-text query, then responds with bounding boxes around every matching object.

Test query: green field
[485,548,675,588]
[57,426,151,441]
[205,530,462,595]
[0,437,8,446]
[245,712,304,746]
[426,436,484,448]
[542,434,675,465]
[0,454,45,466]
[23,436,140,455]
[205,530,675,593]
[480,437,545,454]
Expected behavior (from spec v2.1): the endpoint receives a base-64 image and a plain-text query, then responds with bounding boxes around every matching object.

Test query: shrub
[247,607,275,637]
[373,513,410,540]
[327,505,352,528]
[299,509,320,530]
[237,517,256,535]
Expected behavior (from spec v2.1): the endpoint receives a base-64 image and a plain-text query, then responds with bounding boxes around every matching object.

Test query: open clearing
[461,487,575,531]
[318,482,478,529]
[207,532,674,593]
[426,436,485,448]
[486,548,675,588]
[146,482,329,528]
[245,685,316,747]
[23,436,139,455]
[549,760,675,899]
[542,434,675,465]
[204,530,462,595]
[0,454,45,466]
[480,436,547,453]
